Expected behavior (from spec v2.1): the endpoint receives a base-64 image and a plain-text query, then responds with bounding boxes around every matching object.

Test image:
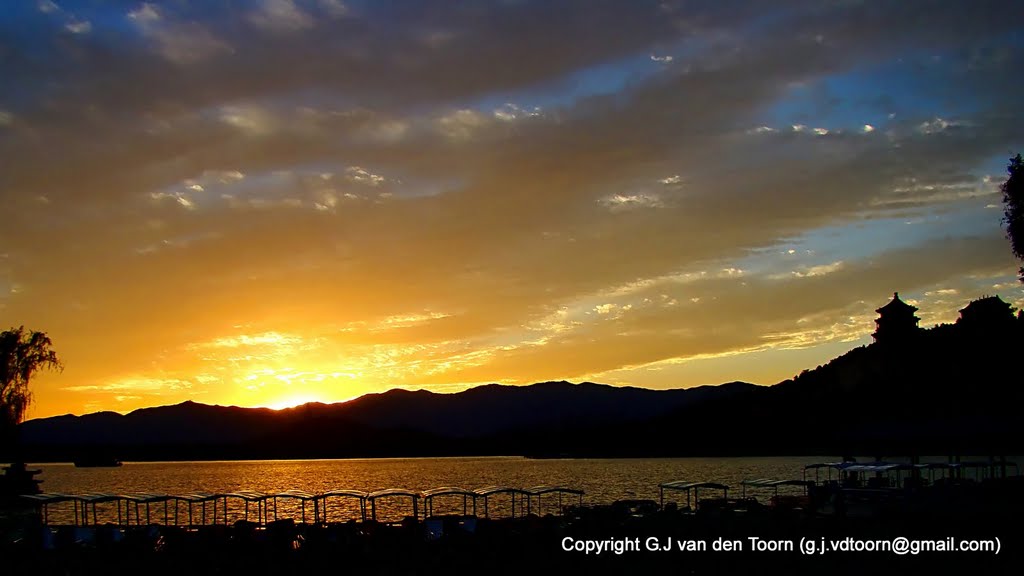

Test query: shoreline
[4,494,1021,575]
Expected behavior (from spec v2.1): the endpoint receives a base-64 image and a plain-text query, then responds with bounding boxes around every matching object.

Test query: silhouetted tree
[0,327,62,436]
[1001,153,1024,281]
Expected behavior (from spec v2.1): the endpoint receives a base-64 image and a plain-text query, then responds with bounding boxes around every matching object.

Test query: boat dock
[20,485,585,528]
[3,463,1022,575]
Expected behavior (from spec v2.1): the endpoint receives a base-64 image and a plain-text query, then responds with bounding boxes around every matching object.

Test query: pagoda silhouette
[872,292,921,344]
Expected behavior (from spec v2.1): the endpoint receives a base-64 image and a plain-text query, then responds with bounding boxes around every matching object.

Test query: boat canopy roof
[272,489,317,501]
[367,488,419,500]
[222,491,268,501]
[524,485,584,496]
[30,492,115,504]
[24,485,589,505]
[804,460,1012,473]
[23,492,170,504]
[120,492,171,503]
[473,486,531,497]
[321,489,368,499]
[843,462,916,473]
[421,486,475,499]
[804,462,856,470]
[173,492,220,503]
[21,493,77,504]
[740,479,813,488]
[659,481,729,491]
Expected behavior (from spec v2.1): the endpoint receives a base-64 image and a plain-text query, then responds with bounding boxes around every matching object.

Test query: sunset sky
[2,1,1023,419]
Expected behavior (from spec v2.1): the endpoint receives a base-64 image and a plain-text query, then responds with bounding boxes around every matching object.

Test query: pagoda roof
[959,295,1012,315]
[876,292,917,314]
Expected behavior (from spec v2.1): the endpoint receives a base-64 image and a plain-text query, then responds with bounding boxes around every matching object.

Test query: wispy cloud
[5,0,1023,416]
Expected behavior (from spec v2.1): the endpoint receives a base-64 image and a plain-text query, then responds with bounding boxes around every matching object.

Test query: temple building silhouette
[956,295,1016,329]
[872,292,920,344]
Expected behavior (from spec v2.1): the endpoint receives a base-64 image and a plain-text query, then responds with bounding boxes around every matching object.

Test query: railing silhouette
[21,485,586,527]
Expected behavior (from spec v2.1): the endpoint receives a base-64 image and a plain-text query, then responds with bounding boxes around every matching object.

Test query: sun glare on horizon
[5,0,1023,419]
[265,395,327,411]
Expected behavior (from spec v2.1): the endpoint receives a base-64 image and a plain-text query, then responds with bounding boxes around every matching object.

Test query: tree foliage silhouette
[1001,153,1024,281]
[1,326,62,433]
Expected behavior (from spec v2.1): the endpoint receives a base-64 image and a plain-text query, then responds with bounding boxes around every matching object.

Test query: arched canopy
[523,486,584,515]
[421,486,476,499]
[421,486,476,517]
[473,486,530,497]
[473,486,530,518]
[368,488,420,500]
[524,485,583,496]
[174,492,219,503]
[659,481,729,492]
[740,479,812,497]
[223,490,268,502]
[319,489,368,522]
[366,488,419,522]
[120,492,171,503]
[322,489,368,499]
[22,492,76,504]
[658,481,730,510]
[272,489,317,501]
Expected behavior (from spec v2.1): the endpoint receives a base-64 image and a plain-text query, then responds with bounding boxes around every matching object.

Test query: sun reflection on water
[34,456,832,524]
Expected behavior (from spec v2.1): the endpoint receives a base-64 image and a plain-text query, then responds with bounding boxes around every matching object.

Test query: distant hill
[13,380,755,461]
[635,295,1024,456]
[11,296,1024,460]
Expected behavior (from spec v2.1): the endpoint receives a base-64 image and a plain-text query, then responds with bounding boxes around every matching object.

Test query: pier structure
[524,485,584,516]
[658,481,729,511]
[17,457,1022,531]
[20,484,587,528]
[367,488,418,522]
[803,460,1020,487]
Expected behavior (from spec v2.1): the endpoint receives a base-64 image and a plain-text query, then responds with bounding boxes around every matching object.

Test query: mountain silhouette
[11,296,1023,461]
[13,381,754,461]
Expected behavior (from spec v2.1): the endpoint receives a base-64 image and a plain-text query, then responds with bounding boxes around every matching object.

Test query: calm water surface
[29,456,831,523]
[34,456,832,500]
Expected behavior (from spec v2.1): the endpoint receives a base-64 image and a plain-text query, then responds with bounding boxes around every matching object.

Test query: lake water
[28,456,833,524]
[31,455,1012,525]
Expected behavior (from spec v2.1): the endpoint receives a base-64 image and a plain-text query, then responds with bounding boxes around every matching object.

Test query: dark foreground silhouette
[2,478,1022,576]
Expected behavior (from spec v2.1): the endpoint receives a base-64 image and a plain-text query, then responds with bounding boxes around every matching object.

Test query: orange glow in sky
[4,1,1023,419]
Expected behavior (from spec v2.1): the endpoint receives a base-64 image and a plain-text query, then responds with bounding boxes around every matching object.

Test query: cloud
[64,19,91,34]
[493,103,542,122]
[435,109,489,141]
[127,3,230,64]
[128,3,160,24]
[64,377,193,395]
[429,235,1016,383]
[248,0,315,33]
[918,117,968,134]
[791,261,845,278]
[319,0,349,19]
[344,166,385,186]
[218,105,277,133]
[599,194,664,211]
[190,332,303,349]
[5,0,1024,416]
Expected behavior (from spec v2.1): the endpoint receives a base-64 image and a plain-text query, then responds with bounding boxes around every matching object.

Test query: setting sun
[4,0,1022,420]
[3,3,1023,572]
[265,394,327,411]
